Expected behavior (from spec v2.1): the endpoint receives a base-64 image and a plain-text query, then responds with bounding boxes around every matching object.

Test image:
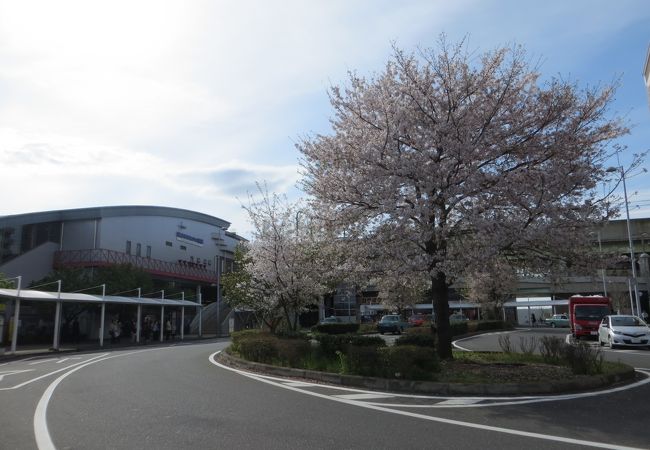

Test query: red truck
[569,295,611,339]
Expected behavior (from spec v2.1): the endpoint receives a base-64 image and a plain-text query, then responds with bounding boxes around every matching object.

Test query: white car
[598,315,650,349]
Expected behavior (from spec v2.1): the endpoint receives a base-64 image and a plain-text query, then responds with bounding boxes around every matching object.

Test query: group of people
[135,316,175,343]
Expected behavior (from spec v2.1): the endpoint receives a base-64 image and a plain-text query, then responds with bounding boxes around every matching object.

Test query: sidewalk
[0,334,221,362]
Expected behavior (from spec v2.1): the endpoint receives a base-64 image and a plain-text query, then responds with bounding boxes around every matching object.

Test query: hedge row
[344,345,439,380]
[230,330,439,380]
[311,323,360,334]
[314,333,386,357]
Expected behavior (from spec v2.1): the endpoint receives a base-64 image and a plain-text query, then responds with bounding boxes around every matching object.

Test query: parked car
[449,313,469,323]
[377,314,408,334]
[544,314,569,328]
[408,314,427,327]
[598,315,650,349]
[319,316,339,325]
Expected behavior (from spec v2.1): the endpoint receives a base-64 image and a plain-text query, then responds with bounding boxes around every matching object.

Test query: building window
[190,256,194,262]
[146,245,151,258]
[136,243,141,257]
[126,240,131,255]
[165,241,173,247]
[180,245,186,251]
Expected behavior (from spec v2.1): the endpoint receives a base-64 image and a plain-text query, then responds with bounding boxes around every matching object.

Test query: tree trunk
[431,271,452,359]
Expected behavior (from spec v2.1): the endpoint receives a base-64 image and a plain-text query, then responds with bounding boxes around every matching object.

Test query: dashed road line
[333,393,395,400]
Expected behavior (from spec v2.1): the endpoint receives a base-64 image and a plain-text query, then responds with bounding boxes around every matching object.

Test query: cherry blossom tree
[375,270,429,314]
[299,38,629,358]
[231,186,330,331]
[464,258,517,319]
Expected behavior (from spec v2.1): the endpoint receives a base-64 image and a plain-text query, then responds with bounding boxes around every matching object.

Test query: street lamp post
[609,164,641,315]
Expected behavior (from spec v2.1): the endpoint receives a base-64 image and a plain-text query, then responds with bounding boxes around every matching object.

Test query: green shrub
[405,326,434,336]
[562,341,603,375]
[275,338,311,366]
[498,334,514,353]
[237,334,279,363]
[315,333,386,357]
[380,345,439,381]
[358,323,377,334]
[230,329,272,352]
[539,336,566,364]
[518,336,538,355]
[344,345,383,376]
[275,329,310,340]
[312,323,360,334]
[449,321,469,336]
[396,333,435,348]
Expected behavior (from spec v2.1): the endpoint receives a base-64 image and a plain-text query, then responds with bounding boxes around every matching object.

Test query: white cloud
[0,0,649,237]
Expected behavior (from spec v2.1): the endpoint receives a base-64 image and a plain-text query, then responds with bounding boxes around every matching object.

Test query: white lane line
[283,381,319,387]
[0,353,109,391]
[33,348,162,450]
[452,330,516,351]
[436,399,482,406]
[0,369,34,382]
[55,358,82,364]
[333,393,394,400]
[29,359,58,365]
[209,351,647,450]
[362,371,650,409]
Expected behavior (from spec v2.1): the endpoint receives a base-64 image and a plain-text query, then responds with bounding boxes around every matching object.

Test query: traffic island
[216,350,637,396]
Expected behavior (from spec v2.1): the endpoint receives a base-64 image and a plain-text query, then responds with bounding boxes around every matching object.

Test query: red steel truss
[54,249,218,284]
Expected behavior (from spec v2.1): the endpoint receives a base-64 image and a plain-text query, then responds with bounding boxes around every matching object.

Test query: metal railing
[54,248,218,283]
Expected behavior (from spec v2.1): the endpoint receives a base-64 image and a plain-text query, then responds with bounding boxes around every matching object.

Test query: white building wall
[97,215,236,266]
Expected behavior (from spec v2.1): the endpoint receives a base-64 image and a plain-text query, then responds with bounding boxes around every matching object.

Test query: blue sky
[0,0,649,237]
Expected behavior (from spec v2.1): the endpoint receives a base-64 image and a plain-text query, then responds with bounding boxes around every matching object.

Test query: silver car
[598,315,650,349]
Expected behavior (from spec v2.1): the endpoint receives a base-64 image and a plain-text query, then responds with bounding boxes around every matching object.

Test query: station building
[0,206,246,351]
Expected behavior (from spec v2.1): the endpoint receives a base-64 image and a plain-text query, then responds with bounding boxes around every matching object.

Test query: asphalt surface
[0,332,649,450]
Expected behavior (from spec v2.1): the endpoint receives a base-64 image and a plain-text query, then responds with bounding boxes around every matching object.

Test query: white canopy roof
[0,288,201,307]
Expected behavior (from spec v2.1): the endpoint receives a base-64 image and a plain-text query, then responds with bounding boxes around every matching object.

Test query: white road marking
[0,369,34,381]
[435,399,482,406]
[29,359,58,366]
[452,330,516,351]
[33,348,164,450]
[283,381,319,387]
[333,393,394,400]
[209,351,648,450]
[54,357,82,364]
[0,353,109,391]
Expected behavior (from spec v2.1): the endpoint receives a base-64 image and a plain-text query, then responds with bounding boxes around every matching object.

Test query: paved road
[454,327,650,370]
[1,336,649,449]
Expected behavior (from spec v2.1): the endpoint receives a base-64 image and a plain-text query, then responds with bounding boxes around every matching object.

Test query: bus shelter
[0,288,201,354]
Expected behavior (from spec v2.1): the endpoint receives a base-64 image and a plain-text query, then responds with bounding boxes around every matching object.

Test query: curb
[216,351,636,396]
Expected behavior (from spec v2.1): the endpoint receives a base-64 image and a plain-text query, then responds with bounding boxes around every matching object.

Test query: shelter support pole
[160,305,164,343]
[10,298,20,354]
[52,301,62,350]
[181,307,185,341]
[99,303,105,347]
[197,285,202,338]
[136,304,142,343]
